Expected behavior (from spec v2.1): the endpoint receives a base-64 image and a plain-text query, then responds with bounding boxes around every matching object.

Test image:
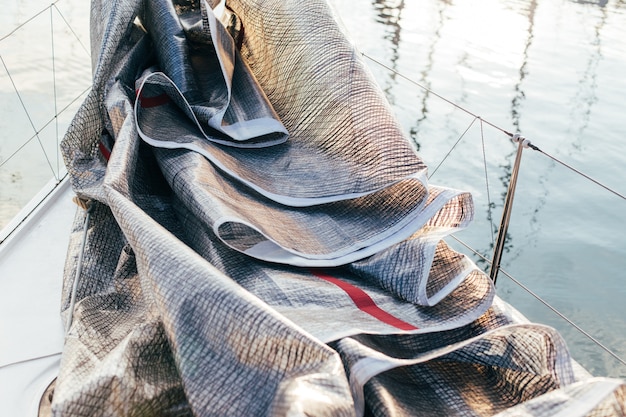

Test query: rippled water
[1,0,625,378]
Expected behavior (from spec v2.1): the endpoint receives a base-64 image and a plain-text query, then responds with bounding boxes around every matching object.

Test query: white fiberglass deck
[0,178,75,416]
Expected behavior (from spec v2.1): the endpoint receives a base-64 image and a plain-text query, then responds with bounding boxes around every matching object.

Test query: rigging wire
[51,7,60,177]
[479,119,496,250]
[536,148,626,201]
[428,116,478,179]
[451,235,626,369]
[0,0,91,171]
[361,51,625,203]
[361,51,626,369]
[0,4,56,42]
[0,86,90,169]
[51,3,91,56]
[361,53,514,137]
[0,53,57,180]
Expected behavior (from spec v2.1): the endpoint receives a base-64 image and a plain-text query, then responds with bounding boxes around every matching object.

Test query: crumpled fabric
[53,0,626,415]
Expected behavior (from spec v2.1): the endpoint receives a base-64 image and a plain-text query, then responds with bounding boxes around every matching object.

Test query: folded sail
[54,0,626,415]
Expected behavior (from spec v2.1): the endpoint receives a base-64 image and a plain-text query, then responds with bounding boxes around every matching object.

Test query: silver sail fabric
[54,0,626,415]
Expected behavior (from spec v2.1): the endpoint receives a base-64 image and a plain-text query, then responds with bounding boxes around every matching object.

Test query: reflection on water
[372,0,404,95]
[512,0,609,268]
[568,0,606,148]
[510,0,536,133]
[491,0,537,268]
[331,0,626,378]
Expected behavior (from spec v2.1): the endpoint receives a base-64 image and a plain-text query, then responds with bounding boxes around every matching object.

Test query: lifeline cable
[451,234,626,369]
[362,51,625,203]
[0,54,57,179]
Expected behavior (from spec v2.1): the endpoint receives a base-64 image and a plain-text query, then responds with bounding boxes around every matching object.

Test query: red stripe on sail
[310,270,418,331]
[138,92,170,108]
[98,141,111,161]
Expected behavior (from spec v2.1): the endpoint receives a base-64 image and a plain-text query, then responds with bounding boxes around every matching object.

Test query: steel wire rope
[451,235,626,369]
[0,0,91,171]
[51,2,91,56]
[426,116,496,252]
[0,3,57,42]
[361,53,514,137]
[479,119,496,250]
[361,51,626,369]
[51,7,60,176]
[0,54,57,180]
[0,1,90,54]
[536,148,626,202]
[361,51,626,203]
[0,86,91,169]
[428,116,478,179]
